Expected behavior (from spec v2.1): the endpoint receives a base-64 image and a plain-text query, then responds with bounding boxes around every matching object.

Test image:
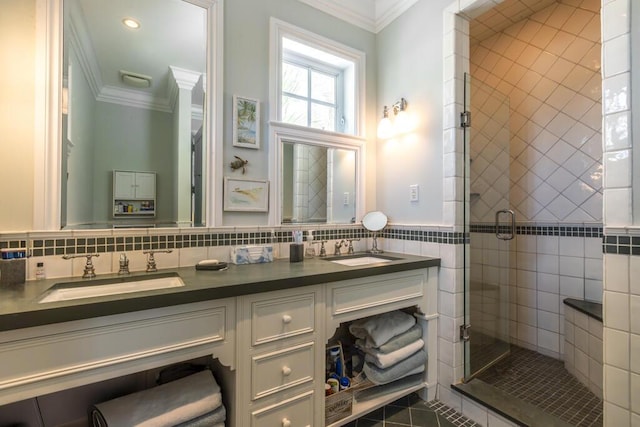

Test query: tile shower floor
[477,346,603,426]
[343,394,479,427]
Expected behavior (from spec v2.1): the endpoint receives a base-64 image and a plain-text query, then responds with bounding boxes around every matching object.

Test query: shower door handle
[495,209,515,240]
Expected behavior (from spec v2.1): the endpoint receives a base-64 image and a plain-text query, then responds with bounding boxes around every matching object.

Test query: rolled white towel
[176,404,226,427]
[363,338,425,369]
[349,310,416,348]
[92,370,222,427]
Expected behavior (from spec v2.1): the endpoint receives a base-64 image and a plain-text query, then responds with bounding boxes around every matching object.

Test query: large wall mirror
[270,124,364,225]
[41,0,221,230]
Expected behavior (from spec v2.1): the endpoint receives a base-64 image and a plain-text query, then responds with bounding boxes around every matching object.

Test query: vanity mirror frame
[35,0,224,230]
[268,123,365,226]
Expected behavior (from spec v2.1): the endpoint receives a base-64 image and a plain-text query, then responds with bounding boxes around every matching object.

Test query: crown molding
[297,0,417,33]
[168,66,203,110]
[97,86,172,113]
[374,0,419,33]
[67,2,101,98]
[298,0,376,32]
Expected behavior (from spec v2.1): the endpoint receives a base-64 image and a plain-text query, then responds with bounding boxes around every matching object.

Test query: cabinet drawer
[251,292,315,345]
[330,272,424,316]
[251,390,314,427]
[251,342,315,400]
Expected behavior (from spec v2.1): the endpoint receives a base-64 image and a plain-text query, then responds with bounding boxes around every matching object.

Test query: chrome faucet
[333,240,346,256]
[318,241,327,257]
[346,238,360,254]
[62,253,100,279]
[143,250,172,272]
[118,253,130,275]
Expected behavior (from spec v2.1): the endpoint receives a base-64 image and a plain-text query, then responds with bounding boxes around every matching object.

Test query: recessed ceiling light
[122,18,140,29]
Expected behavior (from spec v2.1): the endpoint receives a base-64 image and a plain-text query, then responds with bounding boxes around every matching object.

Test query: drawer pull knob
[282,366,292,376]
[282,314,292,324]
[282,418,292,427]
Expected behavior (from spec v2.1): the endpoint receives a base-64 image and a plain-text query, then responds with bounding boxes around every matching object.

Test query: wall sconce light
[377,98,413,139]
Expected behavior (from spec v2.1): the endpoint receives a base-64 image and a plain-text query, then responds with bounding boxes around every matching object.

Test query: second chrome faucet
[143,250,173,272]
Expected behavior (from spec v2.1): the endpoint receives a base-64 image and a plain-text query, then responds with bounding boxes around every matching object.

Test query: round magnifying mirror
[362,211,388,232]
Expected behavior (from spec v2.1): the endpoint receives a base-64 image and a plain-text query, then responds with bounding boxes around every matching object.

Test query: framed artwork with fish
[232,95,260,149]
[223,177,269,212]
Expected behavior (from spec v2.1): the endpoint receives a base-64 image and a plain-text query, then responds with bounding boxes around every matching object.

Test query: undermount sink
[322,254,402,266]
[38,272,185,304]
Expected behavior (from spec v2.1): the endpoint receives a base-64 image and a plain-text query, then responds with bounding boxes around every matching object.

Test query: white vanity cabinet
[0,265,438,426]
[113,170,156,217]
[0,298,236,407]
[325,268,439,426]
[236,286,324,427]
[234,267,438,427]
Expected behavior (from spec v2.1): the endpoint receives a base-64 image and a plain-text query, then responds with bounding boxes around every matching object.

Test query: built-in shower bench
[563,298,603,399]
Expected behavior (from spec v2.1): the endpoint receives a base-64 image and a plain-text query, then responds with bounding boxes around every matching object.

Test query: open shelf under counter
[327,376,432,427]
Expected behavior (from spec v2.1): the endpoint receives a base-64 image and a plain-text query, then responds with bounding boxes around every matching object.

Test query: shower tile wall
[469,0,603,359]
[470,0,602,223]
[293,144,327,222]
[600,0,636,423]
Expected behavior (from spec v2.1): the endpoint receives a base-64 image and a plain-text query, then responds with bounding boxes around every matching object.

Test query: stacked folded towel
[349,311,426,385]
[92,370,226,427]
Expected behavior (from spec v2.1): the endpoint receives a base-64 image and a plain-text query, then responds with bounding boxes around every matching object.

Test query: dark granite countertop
[563,298,602,322]
[0,253,439,332]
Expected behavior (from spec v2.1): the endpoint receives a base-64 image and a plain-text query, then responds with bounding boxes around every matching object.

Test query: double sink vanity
[0,252,440,426]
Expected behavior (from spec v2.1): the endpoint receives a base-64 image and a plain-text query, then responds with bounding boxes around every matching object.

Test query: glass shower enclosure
[463,73,513,380]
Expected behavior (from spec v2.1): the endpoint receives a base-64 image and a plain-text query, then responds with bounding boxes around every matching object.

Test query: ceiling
[310,0,568,41]
[297,0,420,33]
[468,0,559,44]
[66,0,206,111]
[67,0,565,110]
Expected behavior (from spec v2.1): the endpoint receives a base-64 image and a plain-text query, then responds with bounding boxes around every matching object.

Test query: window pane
[311,103,335,131]
[282,96,308,126]
[311,71,335,103]
[283,63,308,97]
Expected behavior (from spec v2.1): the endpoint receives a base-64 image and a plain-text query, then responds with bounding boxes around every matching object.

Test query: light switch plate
[409,185,419,202]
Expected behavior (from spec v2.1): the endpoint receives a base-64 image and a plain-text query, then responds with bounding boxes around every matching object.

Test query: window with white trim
[271,19,365,136]
[282,51,342,132]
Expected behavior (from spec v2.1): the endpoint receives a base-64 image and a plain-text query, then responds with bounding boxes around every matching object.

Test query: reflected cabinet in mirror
[58,0,216,229]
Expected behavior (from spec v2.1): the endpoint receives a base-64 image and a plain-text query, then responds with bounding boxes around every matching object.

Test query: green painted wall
[92,102,174,223]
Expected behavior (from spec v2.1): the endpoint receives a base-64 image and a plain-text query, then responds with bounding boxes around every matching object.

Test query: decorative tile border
[0,240,27,250]
[603,235,640,255]
[470,223,604,238]
[2,225,623,257]
[383,228,468,244]
[0,226,470,258]
[24,229,371,257]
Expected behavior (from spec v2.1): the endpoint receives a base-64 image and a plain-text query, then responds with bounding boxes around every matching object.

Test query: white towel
[356,323,423,354]
[176,404,226,426]
[92,370,222,427]
[363,338,424,369]
[363,349,427,385]
[349,310,416,348]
